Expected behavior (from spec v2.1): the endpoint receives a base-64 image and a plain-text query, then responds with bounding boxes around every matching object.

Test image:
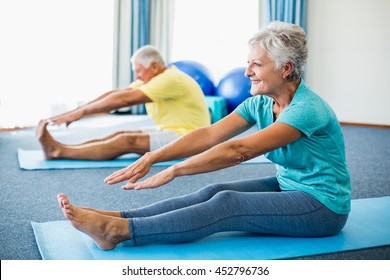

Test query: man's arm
[80,88,151,115]
[49,88,151,126]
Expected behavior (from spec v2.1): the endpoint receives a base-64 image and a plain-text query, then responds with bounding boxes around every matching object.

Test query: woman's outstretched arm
[119,122,301,190]
[104,112,252,186]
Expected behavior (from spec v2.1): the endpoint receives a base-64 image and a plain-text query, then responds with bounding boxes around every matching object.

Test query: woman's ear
[282,61,293,79]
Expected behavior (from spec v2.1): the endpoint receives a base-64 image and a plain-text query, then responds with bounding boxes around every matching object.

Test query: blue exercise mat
[31,196,390,260]
[17,148,271,170]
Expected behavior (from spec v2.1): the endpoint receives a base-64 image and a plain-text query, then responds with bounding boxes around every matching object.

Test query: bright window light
[0,0,114,128]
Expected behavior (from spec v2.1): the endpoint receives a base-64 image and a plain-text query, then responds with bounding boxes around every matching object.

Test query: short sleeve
[234,98,257,124]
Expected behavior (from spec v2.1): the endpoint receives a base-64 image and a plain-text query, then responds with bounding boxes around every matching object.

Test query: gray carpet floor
[1,115,389,260]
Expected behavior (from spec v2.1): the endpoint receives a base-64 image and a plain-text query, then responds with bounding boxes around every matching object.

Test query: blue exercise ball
[216,67,252,113]
[170,60,215,95]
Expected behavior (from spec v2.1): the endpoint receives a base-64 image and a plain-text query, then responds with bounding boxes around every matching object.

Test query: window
[171,0,259,83]
[0,0,114,128]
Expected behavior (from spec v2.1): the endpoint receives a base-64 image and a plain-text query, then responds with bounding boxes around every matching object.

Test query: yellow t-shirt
[129,66,211,136]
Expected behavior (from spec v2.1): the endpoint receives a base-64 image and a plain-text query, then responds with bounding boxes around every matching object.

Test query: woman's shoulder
[293,81,331,112]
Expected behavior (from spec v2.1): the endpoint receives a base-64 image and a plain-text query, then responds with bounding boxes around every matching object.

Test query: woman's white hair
[130,45,165,68]
[249,21,308,81]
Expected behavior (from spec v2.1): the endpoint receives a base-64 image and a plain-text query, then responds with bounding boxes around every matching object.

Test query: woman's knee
[208,190,242,209]
[196,182,234,199]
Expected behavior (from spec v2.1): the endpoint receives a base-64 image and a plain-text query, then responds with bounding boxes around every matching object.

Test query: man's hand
[49,108,84,127]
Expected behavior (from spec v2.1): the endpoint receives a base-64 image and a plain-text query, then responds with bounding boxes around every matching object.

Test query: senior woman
[57,21,351,250]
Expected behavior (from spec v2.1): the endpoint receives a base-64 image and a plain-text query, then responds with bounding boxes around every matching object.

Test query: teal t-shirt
[235,80,351,215]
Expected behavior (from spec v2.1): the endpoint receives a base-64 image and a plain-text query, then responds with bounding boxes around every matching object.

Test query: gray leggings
[121,177,348,246]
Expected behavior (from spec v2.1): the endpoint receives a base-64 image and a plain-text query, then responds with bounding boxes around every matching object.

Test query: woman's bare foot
[36,120,62,159]
[56,195,122,217]
[57,193,130,250]
[79,207,122,218]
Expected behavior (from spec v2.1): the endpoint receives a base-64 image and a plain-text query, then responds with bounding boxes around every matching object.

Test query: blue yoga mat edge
[30,197,390,260]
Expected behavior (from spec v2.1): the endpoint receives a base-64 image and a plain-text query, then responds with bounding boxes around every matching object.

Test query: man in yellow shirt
[36,45,210,160]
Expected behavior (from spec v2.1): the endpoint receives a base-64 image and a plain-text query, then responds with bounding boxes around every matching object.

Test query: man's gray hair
[131,45,165,68]
[249,21,308,81]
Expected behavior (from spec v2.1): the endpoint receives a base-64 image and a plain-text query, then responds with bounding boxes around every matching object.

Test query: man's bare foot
[36,120,62,159]
[57,193,130,250]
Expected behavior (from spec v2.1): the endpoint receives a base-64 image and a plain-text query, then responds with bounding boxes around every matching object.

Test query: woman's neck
[272,79,300,120]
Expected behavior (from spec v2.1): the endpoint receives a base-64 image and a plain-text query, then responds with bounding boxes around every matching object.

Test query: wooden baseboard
[340,122,390,129]
[0,127,30,132]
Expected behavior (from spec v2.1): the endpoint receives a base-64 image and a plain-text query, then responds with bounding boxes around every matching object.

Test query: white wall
[305,0,390,125]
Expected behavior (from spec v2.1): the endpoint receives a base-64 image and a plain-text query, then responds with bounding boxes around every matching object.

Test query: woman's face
[245,45,284,96]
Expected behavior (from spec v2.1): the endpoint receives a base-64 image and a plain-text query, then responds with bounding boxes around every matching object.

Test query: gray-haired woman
[58,21,351,250]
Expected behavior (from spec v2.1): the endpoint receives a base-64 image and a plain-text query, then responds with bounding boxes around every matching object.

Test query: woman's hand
[121,166,176,190]
[104,153,154,186]
[105,153,176,190]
